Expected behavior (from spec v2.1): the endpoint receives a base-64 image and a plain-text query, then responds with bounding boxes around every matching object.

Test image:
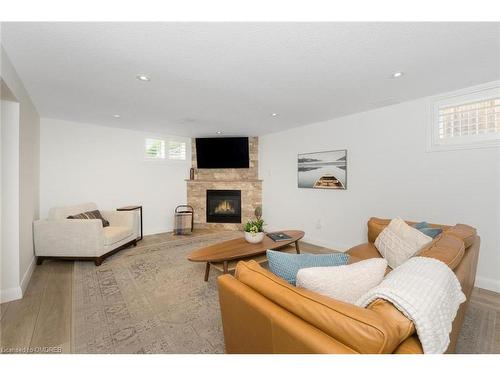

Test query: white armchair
[34,202,138,266]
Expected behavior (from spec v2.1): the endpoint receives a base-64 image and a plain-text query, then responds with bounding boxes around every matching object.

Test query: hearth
[206,190,241,223]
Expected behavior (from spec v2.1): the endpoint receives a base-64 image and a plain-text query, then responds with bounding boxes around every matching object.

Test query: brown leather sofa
[217,217,480,354]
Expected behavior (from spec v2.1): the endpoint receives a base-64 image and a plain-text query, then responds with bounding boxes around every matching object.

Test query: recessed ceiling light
[271,113,278,117]
[136,74,151,82]
[390,71,404,79]
[216,131,222,134]
[112,114,121,118]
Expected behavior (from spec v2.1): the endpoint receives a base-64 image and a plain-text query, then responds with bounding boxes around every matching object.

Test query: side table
[117,205,143,241]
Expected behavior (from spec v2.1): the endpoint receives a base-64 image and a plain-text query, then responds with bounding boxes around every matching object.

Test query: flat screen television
[196,137,249,169]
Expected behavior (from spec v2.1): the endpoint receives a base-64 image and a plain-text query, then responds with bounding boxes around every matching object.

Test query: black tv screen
[196,137,249,169]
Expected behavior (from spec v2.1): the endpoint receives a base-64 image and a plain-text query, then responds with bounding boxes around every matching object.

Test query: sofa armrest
[101,210,135,229]
[218,274,358,354]
[34,219,104,257]
[234,260,415,354]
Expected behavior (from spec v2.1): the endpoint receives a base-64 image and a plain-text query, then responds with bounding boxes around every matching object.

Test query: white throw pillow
[296,258,388,304]
[374,217,432,269]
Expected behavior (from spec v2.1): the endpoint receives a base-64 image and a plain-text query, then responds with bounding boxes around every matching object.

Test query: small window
[438,98,499,140]
[145,138,166,159]
[429,83,500,151]
[168,140,187,160]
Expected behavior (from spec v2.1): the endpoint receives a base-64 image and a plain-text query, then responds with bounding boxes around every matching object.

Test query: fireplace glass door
[206,190,241,223]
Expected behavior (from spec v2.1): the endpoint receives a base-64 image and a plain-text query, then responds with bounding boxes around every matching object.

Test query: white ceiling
[1,22,499,136]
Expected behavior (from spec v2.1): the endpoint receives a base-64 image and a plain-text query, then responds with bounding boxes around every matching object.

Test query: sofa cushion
[346,243,382,261]
[374,218,432,269]
[417,234,465,270]
[444,224,476,249]
[393,335,423,354]
[367,217,449,243]
[367,217,392,243]
[296,258,388,304]
[350,229,466,271]
[103,226,133,246]
[67,210,110,227]
[235,260,415,354]
[266,250,349,285]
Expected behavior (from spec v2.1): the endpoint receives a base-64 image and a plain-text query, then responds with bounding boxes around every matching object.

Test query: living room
[1,1,499,372]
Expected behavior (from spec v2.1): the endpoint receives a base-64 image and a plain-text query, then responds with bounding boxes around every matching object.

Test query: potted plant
[243,207,265,244]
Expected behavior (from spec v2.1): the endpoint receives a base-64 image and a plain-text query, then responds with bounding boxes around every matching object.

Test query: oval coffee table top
[188,230,304,263]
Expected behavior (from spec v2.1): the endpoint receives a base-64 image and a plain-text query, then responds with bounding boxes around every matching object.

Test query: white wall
[1,99,20,302]
[40,119,190,235]
[260,84,500,292]
[1,47,40,302]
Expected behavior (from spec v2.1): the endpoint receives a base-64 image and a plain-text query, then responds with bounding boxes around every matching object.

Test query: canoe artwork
[297,150,347,189]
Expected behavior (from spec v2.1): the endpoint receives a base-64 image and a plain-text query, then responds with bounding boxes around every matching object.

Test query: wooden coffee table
[188,230,305,281]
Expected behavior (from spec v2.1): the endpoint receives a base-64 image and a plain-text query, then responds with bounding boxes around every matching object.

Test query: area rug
[72,231,241,353]
[72,232,497,353]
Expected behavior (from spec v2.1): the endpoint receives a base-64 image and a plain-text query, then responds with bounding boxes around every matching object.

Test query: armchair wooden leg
[94,257,103,266]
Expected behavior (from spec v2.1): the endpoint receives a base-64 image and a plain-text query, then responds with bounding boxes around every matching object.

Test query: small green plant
[244,206,264,233]
[244,219,264,233]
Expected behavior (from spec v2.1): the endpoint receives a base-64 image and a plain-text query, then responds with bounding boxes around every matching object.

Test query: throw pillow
[67,210,110,227]
[412,221,443,239]
[296,258,388,304]
[374,217,432,269]
[266,250,349,285]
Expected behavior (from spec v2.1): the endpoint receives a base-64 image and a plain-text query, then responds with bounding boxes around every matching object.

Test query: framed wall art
[297,150,347,189]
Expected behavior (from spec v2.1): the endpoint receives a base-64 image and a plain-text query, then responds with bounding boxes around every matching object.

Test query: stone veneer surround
[187,137,262,230]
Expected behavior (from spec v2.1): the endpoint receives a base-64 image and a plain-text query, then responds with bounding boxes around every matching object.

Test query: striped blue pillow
[266,250,349,285]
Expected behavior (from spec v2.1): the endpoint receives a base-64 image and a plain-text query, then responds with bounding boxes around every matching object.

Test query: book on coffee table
[267,232,293,242]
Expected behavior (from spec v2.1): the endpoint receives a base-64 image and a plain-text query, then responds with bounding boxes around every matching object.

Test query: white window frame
[167,140,188,161]
[427,81,500,152]
[144,136,189,163]
[144,138,166,160]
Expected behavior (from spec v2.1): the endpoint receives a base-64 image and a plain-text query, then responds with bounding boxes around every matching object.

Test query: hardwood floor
[1,232,499,354]
[1,261,72,353]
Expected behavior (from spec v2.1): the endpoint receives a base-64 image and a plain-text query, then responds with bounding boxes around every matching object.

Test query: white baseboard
[0,286,22,303]
[20,255,36,294]
[475,276,500,293]
[0,256,36,303]
[143,227,174,236]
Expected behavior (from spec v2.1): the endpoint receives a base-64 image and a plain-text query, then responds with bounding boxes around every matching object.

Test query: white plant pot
[244,231,265,244]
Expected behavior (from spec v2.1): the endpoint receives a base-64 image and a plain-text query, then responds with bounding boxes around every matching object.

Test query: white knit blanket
[355,256,466,354]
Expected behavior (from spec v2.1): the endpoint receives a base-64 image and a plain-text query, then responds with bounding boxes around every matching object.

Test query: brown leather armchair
[217,218,479,354]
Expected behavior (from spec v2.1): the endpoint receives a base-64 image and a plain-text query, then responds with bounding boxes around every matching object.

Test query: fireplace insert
[206,190,241,223]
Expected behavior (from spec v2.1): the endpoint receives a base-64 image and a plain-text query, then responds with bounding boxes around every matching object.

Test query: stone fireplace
[206,190,241,223]
[186,137,262,230]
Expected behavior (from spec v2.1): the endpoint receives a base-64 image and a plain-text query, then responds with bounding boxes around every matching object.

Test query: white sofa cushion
[296,258,388,304]
[375,217,432,269]
[103,226,133,246]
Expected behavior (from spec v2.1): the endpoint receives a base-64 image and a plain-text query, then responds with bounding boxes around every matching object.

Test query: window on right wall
[428,82,500,151]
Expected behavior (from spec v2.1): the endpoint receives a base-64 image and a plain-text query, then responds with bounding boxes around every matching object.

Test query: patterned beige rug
[72,232,497,354]
[72,231,241,353]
